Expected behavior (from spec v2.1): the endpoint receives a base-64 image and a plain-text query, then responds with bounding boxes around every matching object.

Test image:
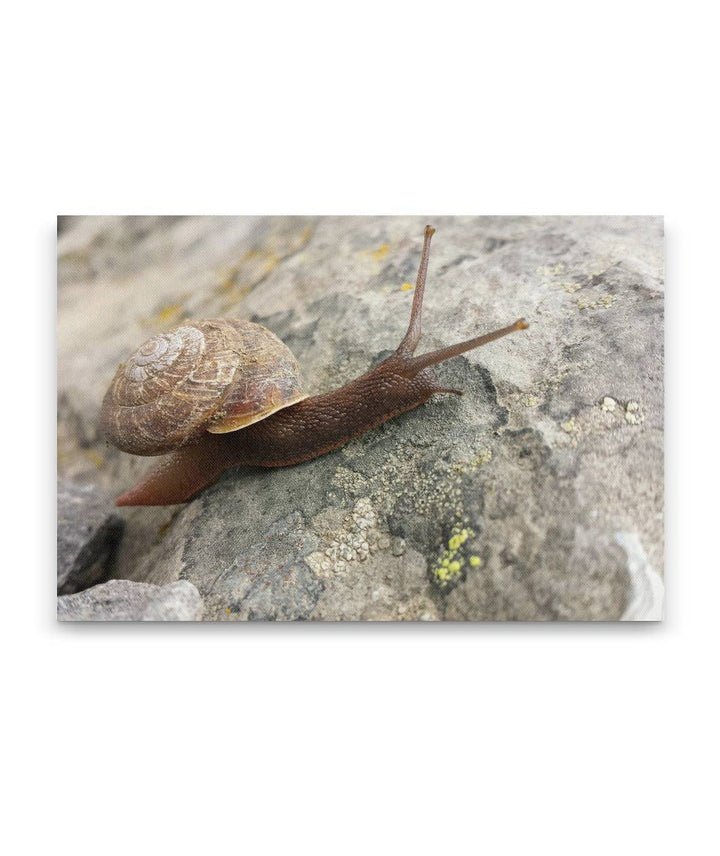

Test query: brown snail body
[101,227,528,506]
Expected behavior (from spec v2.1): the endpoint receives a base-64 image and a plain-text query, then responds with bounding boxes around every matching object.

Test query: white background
[3,1,718,853]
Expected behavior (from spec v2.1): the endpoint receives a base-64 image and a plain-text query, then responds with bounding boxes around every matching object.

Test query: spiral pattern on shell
[100,319,307,455]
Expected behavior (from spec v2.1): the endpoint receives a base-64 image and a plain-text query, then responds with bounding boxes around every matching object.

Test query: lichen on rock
[57,215,664,620]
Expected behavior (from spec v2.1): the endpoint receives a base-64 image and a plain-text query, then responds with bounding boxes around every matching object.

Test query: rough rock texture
[57,478,123,594]
[57,216,664,620]
[57,579,205,621]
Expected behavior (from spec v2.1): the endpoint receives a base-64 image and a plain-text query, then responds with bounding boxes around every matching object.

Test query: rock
[57,579,205,621]
[57,479,123,594]
[57,216,664,620]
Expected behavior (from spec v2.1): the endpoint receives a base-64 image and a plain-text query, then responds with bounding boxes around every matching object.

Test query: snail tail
[115,436,230,506]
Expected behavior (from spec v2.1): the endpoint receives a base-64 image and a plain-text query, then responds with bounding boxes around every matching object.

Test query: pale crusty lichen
[452,447,492,474]
[556,280,583,294]
[537,262,568,279]
[625,400,644,425]
[333,444,470,524]
[472,448,493,468]
[538,260,621,312]
[559,416,580,447]
[305,498,381,578]
[521,394,542,407]
[578,294,618,311]
[550,396,645,449]
[452,448,492,475]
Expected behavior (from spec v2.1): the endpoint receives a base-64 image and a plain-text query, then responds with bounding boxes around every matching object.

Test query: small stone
[57,479,123,595]
[57,579,204,621]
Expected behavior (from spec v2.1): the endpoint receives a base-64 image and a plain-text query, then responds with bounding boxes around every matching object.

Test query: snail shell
[100,318,307,455]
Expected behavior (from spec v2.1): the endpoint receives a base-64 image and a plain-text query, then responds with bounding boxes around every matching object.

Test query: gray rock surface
[57,216,664,620]
[57,479,123,594]
[57,579,205,621]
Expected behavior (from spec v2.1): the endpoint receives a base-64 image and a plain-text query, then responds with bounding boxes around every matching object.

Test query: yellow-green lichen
[144,300,187,329]
[157,303,184,324]
[448,533,463,551]
[84,448,105,469]
[433,524,476,588]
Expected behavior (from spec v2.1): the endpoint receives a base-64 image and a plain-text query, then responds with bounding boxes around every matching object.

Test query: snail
[101,226,528,506]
